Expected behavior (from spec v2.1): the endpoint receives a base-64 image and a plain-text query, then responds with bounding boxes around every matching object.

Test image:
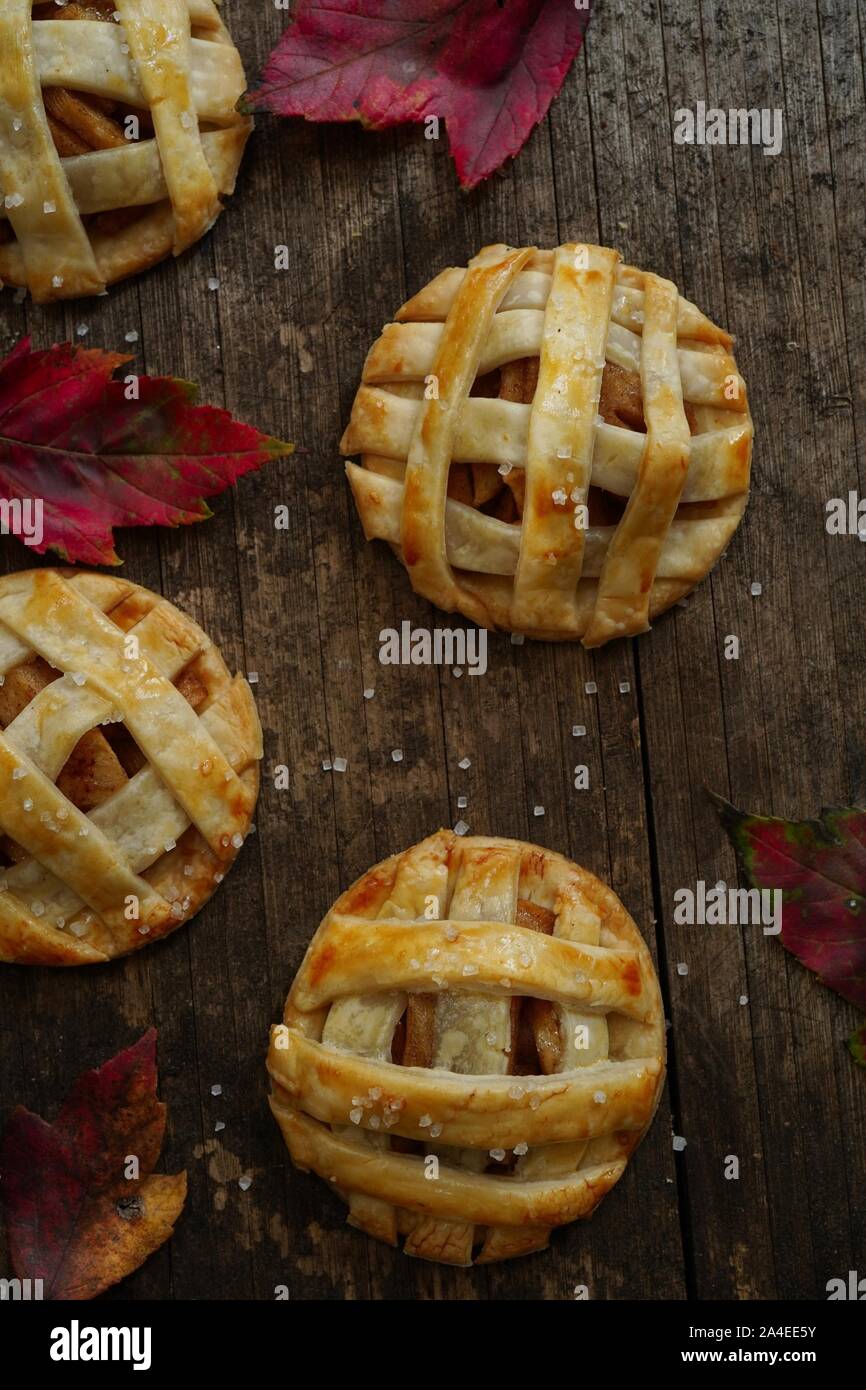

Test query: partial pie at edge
[269,830,666,1267]
[0,568,262,966]
[0,0,251,302]
[341,242,754,646]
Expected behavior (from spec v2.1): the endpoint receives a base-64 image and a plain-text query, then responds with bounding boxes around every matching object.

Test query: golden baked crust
[269,830,666,1266]
[0,0,251,302]
[0,568,262,965]
[341,243,753,645]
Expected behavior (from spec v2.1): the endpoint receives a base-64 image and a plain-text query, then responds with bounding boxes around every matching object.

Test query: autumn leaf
[243,0,593,190]
[0,336,293,566]
[713,795,866,1062]
[849,1022,866,1069]
[0,1030,186,1299]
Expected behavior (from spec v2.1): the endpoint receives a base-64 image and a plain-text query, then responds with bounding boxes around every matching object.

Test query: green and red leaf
[243,0,593,190]
[712,793,866,1013]
[0,336,293,566]
[0,1030,186,1300]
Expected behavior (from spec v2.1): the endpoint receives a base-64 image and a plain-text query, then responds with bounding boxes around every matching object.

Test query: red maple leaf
[0,337,293,566]
[0,1031,186,1299]
[243,0,593,189]
[713,795,866,1064]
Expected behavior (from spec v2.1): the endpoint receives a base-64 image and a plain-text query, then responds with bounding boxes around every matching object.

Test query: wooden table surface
[1,0,864,1302]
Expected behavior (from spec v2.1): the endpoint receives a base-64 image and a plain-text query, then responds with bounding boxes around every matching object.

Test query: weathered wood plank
[646,0,866,1298]
[648,0,783,1300]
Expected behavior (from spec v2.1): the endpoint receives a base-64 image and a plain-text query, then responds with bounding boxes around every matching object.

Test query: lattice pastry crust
[0,0,251,301]
[0,568,262,965]
[270,830,665,1266]
[341,243,753,646]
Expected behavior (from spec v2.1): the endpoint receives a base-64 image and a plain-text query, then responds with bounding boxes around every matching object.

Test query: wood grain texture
[0,0,863,1301]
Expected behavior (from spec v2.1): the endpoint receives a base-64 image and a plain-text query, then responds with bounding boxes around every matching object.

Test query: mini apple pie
[341,243,753,645]
[0,568,262,965]
[269,830,665,1266]
[0,0,251,302]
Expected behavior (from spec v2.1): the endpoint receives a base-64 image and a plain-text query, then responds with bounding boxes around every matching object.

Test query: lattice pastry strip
[399,844,520,1264]
[0,0,251,300]
[270,831,666,1266]
[341,242,753,645]
[584,272,691,645]
[320,833,451,1246]
[0,569,262,965]
[115,0,219,254]
[399,245,533,629]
